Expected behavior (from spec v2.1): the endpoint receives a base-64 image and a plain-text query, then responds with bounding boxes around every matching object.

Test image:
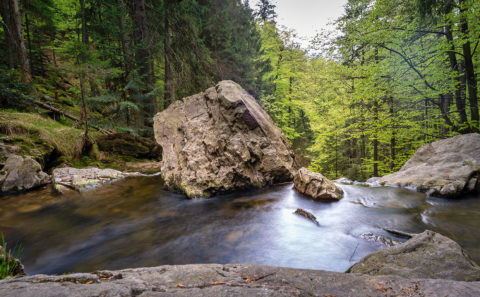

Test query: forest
[0,0,479,180]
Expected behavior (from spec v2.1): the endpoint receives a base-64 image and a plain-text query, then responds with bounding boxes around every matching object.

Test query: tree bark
[444,24,467,127]
[0,0,15,68]
[8,0,32,83]
[459,0,478,128]
[164,0,175,107]
[133,0,155,125]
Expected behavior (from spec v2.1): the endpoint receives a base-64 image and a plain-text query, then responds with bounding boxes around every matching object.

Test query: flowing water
[0,175,479,275]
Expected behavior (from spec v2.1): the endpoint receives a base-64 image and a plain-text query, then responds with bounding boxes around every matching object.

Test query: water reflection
[0,176,479,275]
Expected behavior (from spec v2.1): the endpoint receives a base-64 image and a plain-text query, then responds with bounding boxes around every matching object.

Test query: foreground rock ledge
[294,167,343,200]
[154,80,296,198]
[369,133,480,197]
[350,230,480,281]
[1,264,480,297]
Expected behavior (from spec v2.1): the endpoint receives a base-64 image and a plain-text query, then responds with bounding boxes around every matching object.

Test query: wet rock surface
[52,167,140,194]
[294,208,319,225]
[350,230,480,281]
[0,155,50,193]
[294,167,343,200]
[370,133,480,197]
[1,264,480,297]
[96,133,162,160]
[154,81,296,198]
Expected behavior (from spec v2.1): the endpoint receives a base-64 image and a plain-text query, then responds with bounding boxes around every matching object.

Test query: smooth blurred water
[0,176,479,275]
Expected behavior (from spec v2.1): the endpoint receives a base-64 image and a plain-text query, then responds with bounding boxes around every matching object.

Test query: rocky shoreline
[1,263,479,297]
[1,230,479,296]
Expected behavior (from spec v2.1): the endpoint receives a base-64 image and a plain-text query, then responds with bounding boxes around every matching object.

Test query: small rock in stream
[294,208,319,226]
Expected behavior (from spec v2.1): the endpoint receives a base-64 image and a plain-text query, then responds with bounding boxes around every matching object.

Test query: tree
[8,0,32,83]
[256,0,276,22]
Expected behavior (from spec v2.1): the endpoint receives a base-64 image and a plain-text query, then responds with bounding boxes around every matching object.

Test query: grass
[0,233,23,280]
[0,110,84,159]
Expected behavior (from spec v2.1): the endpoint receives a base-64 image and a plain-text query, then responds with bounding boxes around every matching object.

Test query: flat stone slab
[1,264,480,296]
[52,167,140,194]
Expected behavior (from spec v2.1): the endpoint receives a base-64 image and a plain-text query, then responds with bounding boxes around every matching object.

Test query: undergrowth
[0,233,23,280]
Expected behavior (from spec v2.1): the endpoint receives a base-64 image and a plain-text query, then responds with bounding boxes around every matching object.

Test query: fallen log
[35,96,113,135]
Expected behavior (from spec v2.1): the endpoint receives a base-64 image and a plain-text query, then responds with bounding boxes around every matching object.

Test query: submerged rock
[52,167,140,194]
[1,264,480,296]
[294,208,319,225]
[350,230,480,281]
[0,155,50,193]
[154,81,296,198]
[293,168,343,200]
[371,133,480,197]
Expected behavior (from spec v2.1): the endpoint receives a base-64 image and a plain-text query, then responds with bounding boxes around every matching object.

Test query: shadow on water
[0,176,479,275]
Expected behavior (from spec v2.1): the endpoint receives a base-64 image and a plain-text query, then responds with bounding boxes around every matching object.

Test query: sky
[249,0,348,47]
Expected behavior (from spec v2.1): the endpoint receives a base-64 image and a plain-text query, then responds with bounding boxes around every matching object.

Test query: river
[0,175,479,275]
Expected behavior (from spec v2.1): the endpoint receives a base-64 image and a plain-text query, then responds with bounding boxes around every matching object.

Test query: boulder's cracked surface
[350,230,480,281]
[154,81,296,198]
[1,264,480,297]
[369,133,480,197]
[294,167,343,200]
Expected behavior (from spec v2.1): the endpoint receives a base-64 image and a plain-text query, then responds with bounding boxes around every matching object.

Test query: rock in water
[52,167,140,194]
[294,208,319,225]
[370,133,480,197]
[0,155,50,193]
[349,230,480,281]
[154,81,296,198]
[293,168,343,200]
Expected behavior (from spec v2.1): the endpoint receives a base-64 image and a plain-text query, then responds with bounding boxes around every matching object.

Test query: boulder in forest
[349,230,480,281]
[153,80,296,198]
[370,133,480,197]
[0,155,50,193]
[293,167,343,200]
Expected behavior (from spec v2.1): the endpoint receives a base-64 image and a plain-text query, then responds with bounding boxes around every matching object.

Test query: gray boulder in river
[350,230,480,281]
[369,133,480,197]
[0,155,50,193]
[294,167,343,200]
[1,263,480,296]
[154,81,296,198]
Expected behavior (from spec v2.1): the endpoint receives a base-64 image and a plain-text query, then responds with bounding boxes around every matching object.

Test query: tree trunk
[79,0,89,142]
[8,0,32,83]
[133,0,155,125]
[0,0,15,69]
[444,25,466,127]
[459,0,479,128]
[164,0,175,107]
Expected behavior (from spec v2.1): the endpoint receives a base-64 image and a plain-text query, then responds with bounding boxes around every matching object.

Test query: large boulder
[0,155,50,193]
[1,264,480,296]
[349,230,480,281]
[154,81,296,198]
[371,133,480,197]
[293,167,343,200]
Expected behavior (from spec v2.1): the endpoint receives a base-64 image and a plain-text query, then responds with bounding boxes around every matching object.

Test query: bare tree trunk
[459,0,478,128]
[8,0,32,83]
[0,0,15,68]
[164,0,175,107]
[133,0,155,125]
[79,0,90,148]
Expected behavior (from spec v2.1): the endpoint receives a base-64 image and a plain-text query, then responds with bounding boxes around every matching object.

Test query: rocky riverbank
[1,263,479,296]
[2,230,479,296]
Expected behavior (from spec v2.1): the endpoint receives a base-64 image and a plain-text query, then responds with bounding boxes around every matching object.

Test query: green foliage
[0,233,23,280]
